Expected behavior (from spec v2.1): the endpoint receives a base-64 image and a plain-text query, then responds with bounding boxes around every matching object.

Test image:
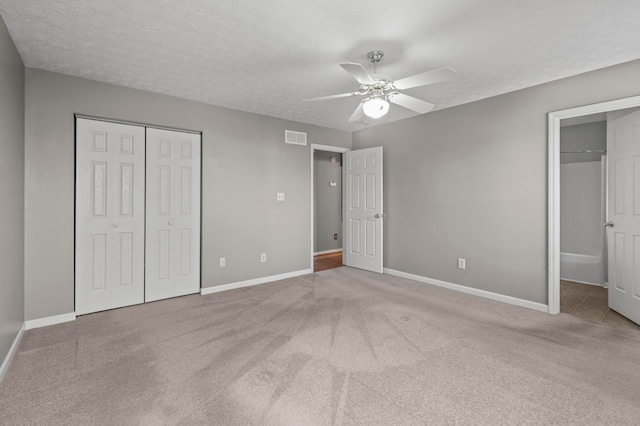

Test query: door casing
[548,94,640,314]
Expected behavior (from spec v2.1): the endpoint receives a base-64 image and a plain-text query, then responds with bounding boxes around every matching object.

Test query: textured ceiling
[1,0,640,131]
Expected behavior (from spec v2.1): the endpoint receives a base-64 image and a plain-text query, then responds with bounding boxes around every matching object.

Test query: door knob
[603,221,614,228]
[113,223,119,228]
[168,220,173,225]
[375,213,386,219]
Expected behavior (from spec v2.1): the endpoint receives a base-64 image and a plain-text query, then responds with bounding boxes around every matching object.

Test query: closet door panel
[76,119,145,315]
[146,128,201,302]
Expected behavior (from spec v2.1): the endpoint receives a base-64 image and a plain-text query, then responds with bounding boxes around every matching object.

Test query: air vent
[285,130,307,146]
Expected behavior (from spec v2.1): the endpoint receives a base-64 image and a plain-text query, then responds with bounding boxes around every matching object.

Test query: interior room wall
[314,151,342,253]
[352,59,640,305]
[24,68,351,322]
[0,15,25,367]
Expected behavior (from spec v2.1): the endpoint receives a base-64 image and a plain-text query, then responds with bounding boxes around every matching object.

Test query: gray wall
[560,121,606,163]
[560,161,603,256]
[314,151,342,253]
[352,59,640,305]
[0,16,25,365]
[560,122,606,258]
[24,68,351,321]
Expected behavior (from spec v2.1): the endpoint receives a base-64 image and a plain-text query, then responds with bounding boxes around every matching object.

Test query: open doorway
[310,144,349,272]
[558,115,611,324]
[549,95,640,330]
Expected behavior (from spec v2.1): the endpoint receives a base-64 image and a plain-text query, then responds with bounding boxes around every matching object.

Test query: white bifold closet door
[145,128,201,302]
[76,119,201,315]
[75,119,146,315]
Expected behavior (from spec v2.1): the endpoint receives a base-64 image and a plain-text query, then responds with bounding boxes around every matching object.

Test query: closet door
[145,128,201,302]
[75,118,146,315]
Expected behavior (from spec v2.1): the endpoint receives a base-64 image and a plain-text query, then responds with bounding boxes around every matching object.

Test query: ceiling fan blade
[393,67,456,90]
[340,62,376,85]
[348,101,365,122]
[303,91,363,102]
[388,93,435,114]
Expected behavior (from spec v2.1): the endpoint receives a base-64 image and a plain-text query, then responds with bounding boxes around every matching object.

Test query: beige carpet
[2,267,640,425]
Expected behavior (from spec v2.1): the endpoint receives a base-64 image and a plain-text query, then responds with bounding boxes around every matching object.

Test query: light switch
[330,181,337,187]
[457,258,466,270]
[277,192,285,201]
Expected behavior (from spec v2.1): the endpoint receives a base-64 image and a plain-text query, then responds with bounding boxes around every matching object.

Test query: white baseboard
[314,249,343,256]
[384,268,549,313]
[0,322,25,383]
[25,312,76,330]
[201,269,312,295]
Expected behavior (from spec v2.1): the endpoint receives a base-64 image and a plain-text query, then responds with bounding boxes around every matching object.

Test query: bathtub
[560,251,606,286]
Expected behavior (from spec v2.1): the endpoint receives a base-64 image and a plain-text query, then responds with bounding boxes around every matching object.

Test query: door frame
[547,94,640,314]
[310,144,350,272]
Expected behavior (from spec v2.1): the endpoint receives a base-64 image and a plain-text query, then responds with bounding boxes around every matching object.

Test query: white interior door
[607,109,640,325]
[345,146,383,273]
[75,118,145,315]
[145,128,201,302]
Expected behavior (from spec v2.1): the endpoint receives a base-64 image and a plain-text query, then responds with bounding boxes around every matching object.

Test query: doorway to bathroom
[550,96,640,330]
[558,116,610,322]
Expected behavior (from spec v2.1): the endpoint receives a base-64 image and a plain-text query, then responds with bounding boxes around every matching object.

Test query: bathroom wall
[560,122,606,258]
[560,121,606,164]
[560,162,604,257]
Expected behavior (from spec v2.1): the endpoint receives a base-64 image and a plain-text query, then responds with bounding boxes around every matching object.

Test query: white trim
[314,249,343,256]
[547,95,640,315]
[0,323,25,383]
[200,269,312,295]
[310,144,349,272]
[25,312,76,330]
[548,113,561,314]
[311,144,350,153]
[74,113,201,135]
[384,268,549,313]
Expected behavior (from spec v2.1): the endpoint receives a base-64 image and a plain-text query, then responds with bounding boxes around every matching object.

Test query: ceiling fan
[304,51,456,122]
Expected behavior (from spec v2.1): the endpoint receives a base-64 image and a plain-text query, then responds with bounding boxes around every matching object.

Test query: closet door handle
[168,220,173,226]
[603,221,614,228]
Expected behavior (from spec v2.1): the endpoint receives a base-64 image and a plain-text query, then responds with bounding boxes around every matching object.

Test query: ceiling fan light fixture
[304,50,455,123]
[362,97,389,119]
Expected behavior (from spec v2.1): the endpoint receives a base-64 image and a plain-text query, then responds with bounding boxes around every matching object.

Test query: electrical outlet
[261,253,267,263]
[219,257,226,267]
[334,234,338,240]
[276,192,285,201]
[457,258,466,270]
